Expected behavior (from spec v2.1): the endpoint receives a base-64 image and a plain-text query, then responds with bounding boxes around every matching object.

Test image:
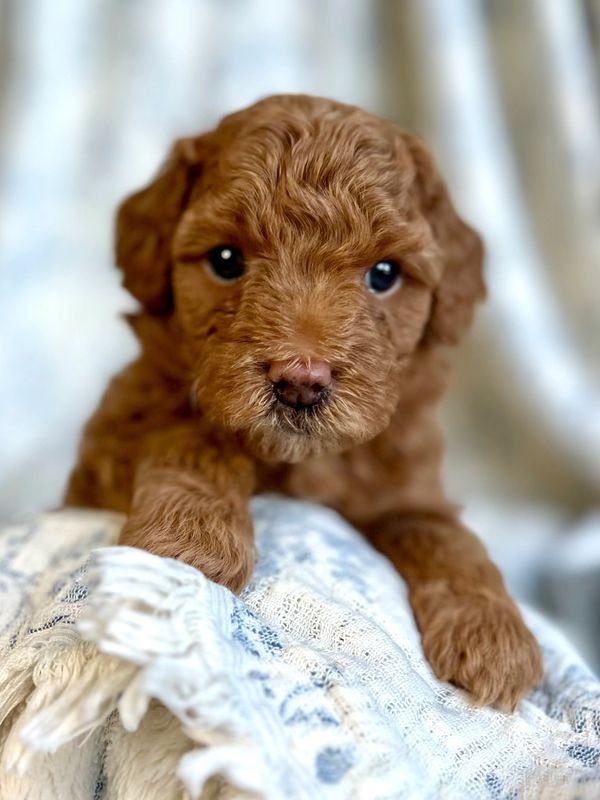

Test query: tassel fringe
[0,547,272,799]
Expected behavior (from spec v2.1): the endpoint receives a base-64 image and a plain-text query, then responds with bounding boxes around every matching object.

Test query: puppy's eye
[365,260,402,295]
[206,245,245,282]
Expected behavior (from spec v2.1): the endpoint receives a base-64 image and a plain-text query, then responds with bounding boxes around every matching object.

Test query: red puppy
[66,95,542,710]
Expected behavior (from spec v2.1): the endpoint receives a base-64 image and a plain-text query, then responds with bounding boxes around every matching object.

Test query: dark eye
[206,245,245,282]
[365,260,402,295]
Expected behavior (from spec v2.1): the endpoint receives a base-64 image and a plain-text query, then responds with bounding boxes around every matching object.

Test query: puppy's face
[117,96,484,462]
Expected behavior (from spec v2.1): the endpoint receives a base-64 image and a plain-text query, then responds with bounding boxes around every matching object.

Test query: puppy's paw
[119,513,255,594]
[413,585,543,711]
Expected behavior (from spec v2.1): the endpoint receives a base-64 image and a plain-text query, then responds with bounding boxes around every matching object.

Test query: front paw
[413,585,543,711]
[119,511,255,594]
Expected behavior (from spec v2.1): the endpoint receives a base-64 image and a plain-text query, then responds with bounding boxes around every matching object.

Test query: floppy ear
[115,137,206,313]
[402,133,485,345]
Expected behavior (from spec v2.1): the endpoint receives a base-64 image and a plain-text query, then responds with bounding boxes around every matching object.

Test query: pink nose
[268,358,332,409]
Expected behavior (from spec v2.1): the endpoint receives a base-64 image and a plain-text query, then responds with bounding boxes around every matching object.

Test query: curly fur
[65,95,542,709]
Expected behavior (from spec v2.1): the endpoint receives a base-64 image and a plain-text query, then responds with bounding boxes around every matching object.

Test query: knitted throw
[0,497,599,798]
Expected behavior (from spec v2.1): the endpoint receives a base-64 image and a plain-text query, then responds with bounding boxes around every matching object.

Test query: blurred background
[0,1,599,668]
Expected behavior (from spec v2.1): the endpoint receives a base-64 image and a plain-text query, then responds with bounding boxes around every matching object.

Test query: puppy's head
[116,95,484,462]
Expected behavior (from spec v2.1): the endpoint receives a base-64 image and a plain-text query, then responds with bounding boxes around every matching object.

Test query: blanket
[0,497,599,799]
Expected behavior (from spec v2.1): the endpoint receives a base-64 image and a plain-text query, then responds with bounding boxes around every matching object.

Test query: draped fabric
[0,1,599,661]
[384,1,600,508]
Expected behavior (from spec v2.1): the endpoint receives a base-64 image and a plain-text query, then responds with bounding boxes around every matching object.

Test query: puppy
[66,94,542,710]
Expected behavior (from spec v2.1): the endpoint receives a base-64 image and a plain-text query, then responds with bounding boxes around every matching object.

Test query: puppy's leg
[120,435,256,594]
[367,512,542,710]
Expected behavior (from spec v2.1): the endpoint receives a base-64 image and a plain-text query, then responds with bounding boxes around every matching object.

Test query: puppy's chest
[255,447,416,526]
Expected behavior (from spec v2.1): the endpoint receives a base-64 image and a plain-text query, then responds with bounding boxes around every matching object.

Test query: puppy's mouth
[246,386,336,462]
[267,388,330,434]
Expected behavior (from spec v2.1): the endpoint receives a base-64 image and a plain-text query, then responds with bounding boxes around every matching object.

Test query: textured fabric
[1,499,599,799]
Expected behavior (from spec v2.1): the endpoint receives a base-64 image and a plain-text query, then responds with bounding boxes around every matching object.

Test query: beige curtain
[380,0,600,510]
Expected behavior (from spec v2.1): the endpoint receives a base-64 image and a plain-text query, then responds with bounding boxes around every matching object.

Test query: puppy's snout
[268,359,332,409]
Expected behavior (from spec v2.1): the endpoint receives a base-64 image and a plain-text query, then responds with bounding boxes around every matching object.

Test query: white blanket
[0,497,599,799]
